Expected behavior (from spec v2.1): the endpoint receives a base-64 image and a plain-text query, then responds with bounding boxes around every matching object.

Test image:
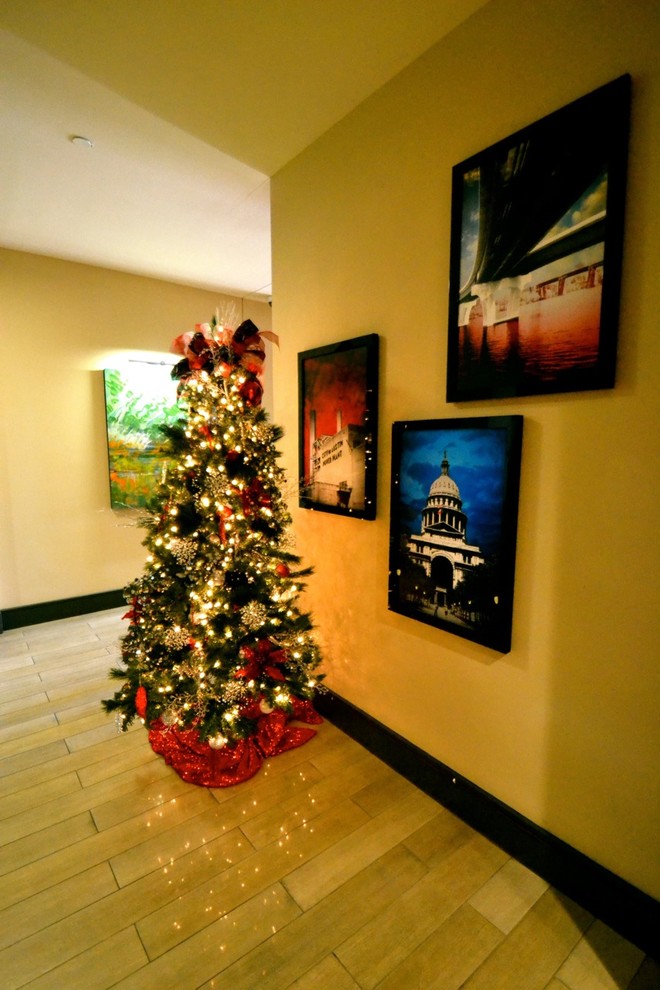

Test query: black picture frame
[446,75,631,402]
[388,415,523,653]
[298,334,379,519]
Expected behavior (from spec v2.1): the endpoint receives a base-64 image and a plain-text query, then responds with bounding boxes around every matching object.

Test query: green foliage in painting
[103,366,183,509]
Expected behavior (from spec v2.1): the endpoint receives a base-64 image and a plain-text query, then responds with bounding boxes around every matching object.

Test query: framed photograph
[298,334,379,519]
[388,415,523,652]
[447,74,630,401]
[103,363,180,509]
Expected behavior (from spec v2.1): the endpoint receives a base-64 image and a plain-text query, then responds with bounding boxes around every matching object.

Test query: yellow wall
[0,249,271,609]
[271,0,660,899]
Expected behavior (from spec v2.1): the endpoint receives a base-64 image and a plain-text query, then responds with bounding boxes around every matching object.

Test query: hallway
[0,610,656,989]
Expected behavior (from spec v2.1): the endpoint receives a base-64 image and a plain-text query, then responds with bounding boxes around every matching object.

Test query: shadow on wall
[541,394,660,966]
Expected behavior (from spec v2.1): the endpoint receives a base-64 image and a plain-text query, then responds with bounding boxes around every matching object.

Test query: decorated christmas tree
[103,317,324,786]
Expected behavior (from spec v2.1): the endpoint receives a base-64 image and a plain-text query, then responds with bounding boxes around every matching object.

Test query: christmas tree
[103,317,324,786]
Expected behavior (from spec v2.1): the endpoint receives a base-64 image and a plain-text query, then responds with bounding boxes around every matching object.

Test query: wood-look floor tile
[461,888,593,990]
[86,607,125,624]
[0,739,69,783]
[0,830,249,983]
[0,642,29,663]
[0,713,59,750]
[37,652,110,682]
[628,956,660,989]
[0,786,214,909]
[377,902,503,990]
[350,762,423,816]
[556,919,645,990]
[402,804,476,866]
[469,856,549,934]
[75,730,154,789]
[283,786,440,910]
[0,694,53,727]
[285,955,361,989]
[64,716,121,751]
[0,610,651,990]
[0,863,117,950]
[136,797,370,960]
[90,768,190,831]
[44,669,112,699]
[0,656,35,678]
[335,832,508,989]
[240,750,393,850]
[0,709,114,758]
[40,653,111,676]
[0,757,174,844]
[306,724,379,776]
[298,719,358,758]
[1,673,43,702]
[109,800,245,887]
[0,728,145,797]
[25,631,102,653]
[196,844,428,990]
[254,734,326,778]
[55,699,114,727]
[0,771,82,827]
[114,884,301,990]
[208,758,325,836]
[18,927,147,990]
[29,645,110,672]
[0,810,96,877]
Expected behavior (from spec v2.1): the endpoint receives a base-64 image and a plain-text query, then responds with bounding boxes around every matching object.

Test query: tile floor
[0,609,657,989]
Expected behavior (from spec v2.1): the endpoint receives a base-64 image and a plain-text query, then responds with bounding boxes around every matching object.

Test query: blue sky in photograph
[459,166,608,294]
[396,425,509,556]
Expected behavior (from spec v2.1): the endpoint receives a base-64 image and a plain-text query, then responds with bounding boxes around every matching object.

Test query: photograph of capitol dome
[388,416,523,652]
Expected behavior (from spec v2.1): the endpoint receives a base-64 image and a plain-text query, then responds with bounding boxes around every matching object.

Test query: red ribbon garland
[216,505,233,542]
[199,424,214,446]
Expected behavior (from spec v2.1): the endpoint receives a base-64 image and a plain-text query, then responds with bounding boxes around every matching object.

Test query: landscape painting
[103,364,181,509]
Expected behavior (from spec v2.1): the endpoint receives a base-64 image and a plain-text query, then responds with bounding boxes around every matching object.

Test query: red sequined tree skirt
[148,698,323,787]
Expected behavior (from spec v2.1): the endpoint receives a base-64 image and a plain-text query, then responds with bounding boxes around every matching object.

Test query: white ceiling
[0,2,489,299]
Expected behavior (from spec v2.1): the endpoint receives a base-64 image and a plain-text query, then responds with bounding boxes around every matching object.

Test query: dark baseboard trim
[315,689,659,960]
[0,589,125,632]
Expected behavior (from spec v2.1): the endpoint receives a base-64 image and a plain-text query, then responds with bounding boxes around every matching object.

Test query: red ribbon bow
[236,639,287,682]
[122,596,142,623]
[216,505,233,542]
[239,478,271,516]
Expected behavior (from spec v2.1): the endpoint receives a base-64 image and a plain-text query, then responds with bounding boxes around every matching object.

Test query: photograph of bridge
[446,75,630,401]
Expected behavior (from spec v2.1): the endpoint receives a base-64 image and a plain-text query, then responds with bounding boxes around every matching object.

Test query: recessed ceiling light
[70,135,94,148]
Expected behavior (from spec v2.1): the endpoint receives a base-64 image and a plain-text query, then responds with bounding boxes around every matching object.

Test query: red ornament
[135,685,148,719]
[238,377,263,407]
[275,563,290,577]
